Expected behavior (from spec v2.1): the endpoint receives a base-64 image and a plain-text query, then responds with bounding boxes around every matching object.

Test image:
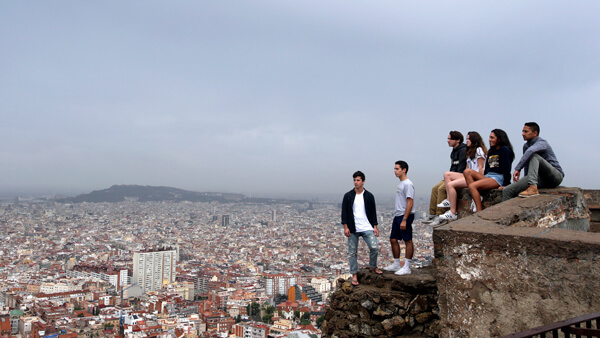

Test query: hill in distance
[59,185,305,204]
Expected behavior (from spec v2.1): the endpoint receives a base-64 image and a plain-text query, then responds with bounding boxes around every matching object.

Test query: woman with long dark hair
[438,131,488,220]
[463,129,514,212]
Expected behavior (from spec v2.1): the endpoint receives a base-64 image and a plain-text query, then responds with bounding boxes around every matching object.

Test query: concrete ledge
[455,186,589,231]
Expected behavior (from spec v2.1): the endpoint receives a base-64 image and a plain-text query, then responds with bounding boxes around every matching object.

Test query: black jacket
[450,143,467,173]
[341,189,378,234]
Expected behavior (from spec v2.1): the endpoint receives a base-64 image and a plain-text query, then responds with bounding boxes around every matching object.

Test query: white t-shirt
[353,191,374,232]
[466,147,486,171]
[395,179,415,217]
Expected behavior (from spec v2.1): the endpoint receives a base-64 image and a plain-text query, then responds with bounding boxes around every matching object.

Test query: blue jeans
[348,230,379,275]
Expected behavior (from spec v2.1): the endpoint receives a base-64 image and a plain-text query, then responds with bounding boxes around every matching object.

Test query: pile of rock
[321,266,439,338]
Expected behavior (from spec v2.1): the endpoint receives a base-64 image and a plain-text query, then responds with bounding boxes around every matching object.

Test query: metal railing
[502,311,600,337]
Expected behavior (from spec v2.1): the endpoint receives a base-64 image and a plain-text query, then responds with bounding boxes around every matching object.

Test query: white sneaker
[395,265,411,275]
[422,215,437,224]
[430,216,448,228]
[383,263,401,272]
[436,199,451,208]
[438,210,457,221]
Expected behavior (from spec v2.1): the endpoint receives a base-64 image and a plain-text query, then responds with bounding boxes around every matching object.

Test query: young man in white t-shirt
[341,171,381,286]
[384,161,416,275]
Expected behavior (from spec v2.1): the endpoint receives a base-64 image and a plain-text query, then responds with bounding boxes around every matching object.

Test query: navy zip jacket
[450,143,467,173]
[341,189,378,234]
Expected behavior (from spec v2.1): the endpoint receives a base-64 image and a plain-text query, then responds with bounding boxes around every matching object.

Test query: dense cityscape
[0,194,433,338]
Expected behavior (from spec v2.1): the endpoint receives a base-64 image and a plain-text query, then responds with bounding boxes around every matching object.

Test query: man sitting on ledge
[502,122,564,200]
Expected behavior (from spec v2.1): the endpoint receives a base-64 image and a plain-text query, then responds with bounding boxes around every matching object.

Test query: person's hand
[344,227,351,237]
[513,170,520,182]
[400,220,406,230]
[373,226,380,237]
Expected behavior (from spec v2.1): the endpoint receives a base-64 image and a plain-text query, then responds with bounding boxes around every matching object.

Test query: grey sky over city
[1,1,599,200]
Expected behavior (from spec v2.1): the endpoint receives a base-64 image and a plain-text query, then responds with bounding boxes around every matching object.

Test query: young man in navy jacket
[341,171,381,285]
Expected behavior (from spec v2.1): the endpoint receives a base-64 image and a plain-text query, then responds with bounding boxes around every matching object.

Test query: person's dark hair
[395,160,409,174]
[466,131,487,159]
[449,131,464,143]
[524,122,540,135]
[490,129,515,161]
[353,171,365,181]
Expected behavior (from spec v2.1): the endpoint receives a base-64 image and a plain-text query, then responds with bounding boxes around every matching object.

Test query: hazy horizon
[2,2,600,200]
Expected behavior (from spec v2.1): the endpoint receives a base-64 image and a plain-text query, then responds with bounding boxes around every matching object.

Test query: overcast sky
[1,1,599,200]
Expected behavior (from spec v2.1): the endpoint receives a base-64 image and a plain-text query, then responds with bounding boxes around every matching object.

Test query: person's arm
[514,139,548,172]
[341,194,351,237]
[365,192,379,237]
[476,147,486,174]
[401,198,414,230]
[477,158,485,174]
[457,147,467,173]
[500,147,514,186]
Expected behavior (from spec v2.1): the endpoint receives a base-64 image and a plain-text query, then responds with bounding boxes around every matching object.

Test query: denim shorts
[485,172,504,186]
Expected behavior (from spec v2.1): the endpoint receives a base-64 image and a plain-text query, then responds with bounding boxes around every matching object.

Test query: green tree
[316,315,325,328]
[300,319,311,325]
[265,305,275,314]
[261,314,272,324]
[301,312,311,321]
[247,302,260,316]
[294,310,300,319]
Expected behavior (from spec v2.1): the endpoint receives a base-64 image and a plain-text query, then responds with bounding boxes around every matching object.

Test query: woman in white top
[438,131,487,220]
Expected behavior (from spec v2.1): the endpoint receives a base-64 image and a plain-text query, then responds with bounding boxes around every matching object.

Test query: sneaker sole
[431,220,449,228]
[518,194,539,198]
[395,271,411,276]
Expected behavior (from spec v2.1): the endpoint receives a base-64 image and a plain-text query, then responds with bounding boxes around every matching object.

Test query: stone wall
[434,187,600,337]
[584,189,600,233]
[322,267,439,338]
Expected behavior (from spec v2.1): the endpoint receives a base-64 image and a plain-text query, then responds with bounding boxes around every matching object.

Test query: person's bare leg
[448,177,467,214]
[404,240,414,259]
[469,178,500,212]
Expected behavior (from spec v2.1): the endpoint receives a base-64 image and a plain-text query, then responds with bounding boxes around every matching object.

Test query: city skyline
[2,2,600,199]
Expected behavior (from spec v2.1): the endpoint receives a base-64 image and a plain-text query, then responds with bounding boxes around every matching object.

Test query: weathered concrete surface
[457,187,589,231]
[583,189,600,233]
[583,189,600,206]
[433,189,600,337]
[322,267,439,338]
